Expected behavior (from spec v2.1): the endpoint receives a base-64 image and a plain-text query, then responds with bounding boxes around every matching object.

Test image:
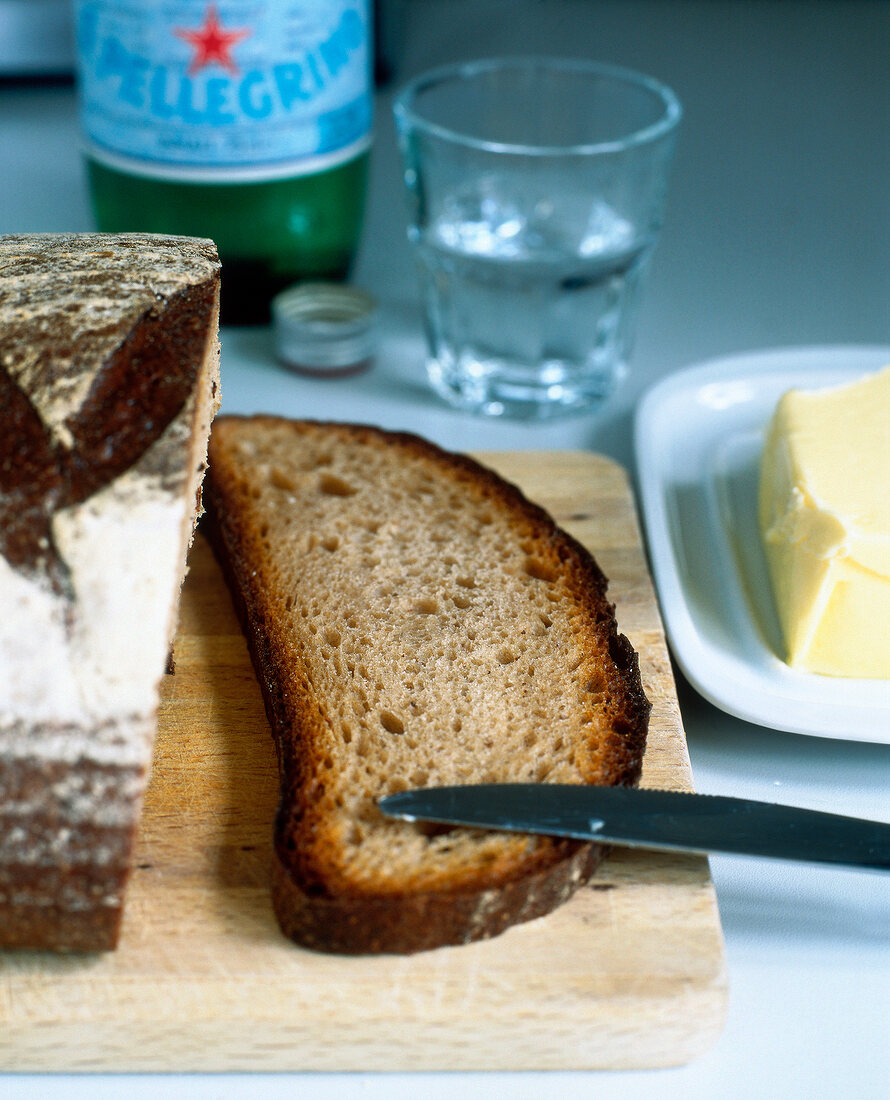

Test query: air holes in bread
[524,557,559,583]
[412,597,438,615]
[498,647,518,664]
[270,467,297,491]
[380,710,405,735]
[452,593,471,609]
[455,575,475,589]
[324,627,341,647]
[319,473,357,496]
[321,535,339,552]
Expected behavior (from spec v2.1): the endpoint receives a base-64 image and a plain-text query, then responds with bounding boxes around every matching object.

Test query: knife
[378,784,890,870]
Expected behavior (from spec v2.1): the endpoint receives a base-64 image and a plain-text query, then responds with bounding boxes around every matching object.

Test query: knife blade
[378,784,890,870]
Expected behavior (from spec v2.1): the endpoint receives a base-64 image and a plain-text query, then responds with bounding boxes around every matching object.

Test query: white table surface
[2,3,889,1097]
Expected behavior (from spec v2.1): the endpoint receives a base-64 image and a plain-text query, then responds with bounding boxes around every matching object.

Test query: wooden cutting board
[0,451,727,1072]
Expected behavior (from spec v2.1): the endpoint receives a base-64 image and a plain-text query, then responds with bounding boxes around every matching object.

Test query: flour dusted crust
[204,417,650,954]
[0,233,220,951]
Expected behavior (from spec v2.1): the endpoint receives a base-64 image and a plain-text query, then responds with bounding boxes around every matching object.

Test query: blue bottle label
[74,1,372,182]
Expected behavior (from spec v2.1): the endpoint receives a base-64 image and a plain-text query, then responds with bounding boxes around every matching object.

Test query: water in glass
[413,187,653,419]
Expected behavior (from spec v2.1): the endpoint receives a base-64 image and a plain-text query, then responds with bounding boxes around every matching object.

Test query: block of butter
[758,365,890,678]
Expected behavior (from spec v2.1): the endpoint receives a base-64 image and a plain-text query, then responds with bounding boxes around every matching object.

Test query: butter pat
[758,365,890,678]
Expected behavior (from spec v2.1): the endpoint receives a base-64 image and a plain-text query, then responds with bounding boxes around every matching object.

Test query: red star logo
[174,4,251,76]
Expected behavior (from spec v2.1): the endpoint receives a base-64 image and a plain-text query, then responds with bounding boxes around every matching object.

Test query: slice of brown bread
[204,417,650,954]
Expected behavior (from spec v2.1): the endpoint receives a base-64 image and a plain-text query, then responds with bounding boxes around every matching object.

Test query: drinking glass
[393,57,681,419]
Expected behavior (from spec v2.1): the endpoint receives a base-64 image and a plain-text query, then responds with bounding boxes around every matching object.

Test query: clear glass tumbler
[393,58,681,419]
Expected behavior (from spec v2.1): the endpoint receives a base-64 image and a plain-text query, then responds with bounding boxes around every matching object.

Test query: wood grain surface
[0,451,727,1071]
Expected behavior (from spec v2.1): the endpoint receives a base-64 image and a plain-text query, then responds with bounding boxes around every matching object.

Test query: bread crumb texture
[205,418,649,948]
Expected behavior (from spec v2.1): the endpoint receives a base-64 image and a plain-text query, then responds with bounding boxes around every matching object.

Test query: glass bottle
[73,1,372,325]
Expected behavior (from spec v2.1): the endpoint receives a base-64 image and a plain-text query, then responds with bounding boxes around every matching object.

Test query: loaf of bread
[204,417,650,954]
[0,232,221,951]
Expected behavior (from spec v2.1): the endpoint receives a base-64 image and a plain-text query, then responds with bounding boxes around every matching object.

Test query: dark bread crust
[0,749,144,950]
[204,417,650,953]
[0,900,121,953]
[271,840,602,955]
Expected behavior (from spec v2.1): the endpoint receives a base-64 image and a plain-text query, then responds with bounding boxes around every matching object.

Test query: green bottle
[74,2,372,325]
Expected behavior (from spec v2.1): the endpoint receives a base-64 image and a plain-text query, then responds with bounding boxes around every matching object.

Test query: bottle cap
[272,282,377,377]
